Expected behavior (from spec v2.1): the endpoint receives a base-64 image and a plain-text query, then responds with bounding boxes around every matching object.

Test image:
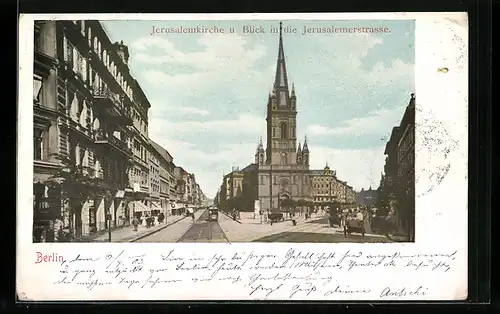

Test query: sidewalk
[84,215,186,242]
[218,212,388,242]
[218,212,329,242]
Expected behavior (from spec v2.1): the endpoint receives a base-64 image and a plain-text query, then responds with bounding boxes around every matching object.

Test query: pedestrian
[53,216,64,242]
[356,209,364,222]
[340,210,348,230]
[132,216,139,231]
[146,215,151,228]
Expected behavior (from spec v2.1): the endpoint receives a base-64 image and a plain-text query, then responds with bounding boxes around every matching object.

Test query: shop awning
[132,201,150,213]
[151,202,162,211]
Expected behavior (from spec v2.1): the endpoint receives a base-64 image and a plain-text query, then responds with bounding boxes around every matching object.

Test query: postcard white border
[17,12,468,301]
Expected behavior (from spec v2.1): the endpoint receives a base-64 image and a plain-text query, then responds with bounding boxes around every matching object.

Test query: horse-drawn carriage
[343,216,366,237]
[370,215,395,235]
[268,212,284,223]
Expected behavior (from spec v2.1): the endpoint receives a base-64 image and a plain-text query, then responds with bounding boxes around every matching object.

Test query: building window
[33,75,43,102]
[280,122,288,139]
[33,129,44,160]
[280,152,287,165]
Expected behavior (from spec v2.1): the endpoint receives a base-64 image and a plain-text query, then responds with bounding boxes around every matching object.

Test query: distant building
[356,186,379,206]
[149,140,176,215]
[310,163,352,205]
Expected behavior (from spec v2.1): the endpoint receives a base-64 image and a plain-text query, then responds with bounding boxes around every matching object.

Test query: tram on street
[208,206,219,221]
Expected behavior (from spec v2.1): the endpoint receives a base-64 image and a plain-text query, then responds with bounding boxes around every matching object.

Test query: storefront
[33,181,61,242]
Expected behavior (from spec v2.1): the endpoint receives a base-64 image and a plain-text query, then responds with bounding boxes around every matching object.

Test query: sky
[101,19,415,198]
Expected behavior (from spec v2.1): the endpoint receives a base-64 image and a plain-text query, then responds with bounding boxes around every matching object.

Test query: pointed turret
[297,141,302,153]
[302,135,309,152]
[302,135,309,166]
[273,21,289,107]
[258,136,264,152]
[255,136,265,165]
[291,83,296,96]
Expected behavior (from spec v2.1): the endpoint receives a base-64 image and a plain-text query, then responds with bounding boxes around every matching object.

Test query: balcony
[92,87,133,126]
[94,130,132,157]
[92,86,118,109]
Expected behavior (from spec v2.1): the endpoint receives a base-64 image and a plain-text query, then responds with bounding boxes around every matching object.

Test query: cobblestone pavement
[133,210,206,243]
[177,210,229,243]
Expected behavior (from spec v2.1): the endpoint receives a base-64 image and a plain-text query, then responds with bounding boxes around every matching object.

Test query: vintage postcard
[17,13,468,301]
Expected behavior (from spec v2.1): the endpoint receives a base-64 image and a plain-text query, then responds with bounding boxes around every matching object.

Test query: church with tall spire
[251,21,312,211]
[217,22,356,212]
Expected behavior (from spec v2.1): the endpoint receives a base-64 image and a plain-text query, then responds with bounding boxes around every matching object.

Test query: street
[177,210,229,243]
[134,210,390,243]
[135,209,230,243]
[134,210,206,243]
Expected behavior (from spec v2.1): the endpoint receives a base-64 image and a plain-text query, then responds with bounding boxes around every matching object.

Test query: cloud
[151,113,266,136]
[162,106,210,116]
[147,129,258,197]
[132,34,266,70]
[131,34,270,92]
[307,106,404,137]
[122,26,414,197]
[309,145,386,192]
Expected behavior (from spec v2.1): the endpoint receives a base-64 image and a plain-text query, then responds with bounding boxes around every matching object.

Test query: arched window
[259,153,264,164]
[75,143,81,166]
[87,28,92,46]
[280,122,288,139]
[280,152,287,165]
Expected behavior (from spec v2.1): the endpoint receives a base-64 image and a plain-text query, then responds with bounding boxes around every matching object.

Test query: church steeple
[273,21,289,106]
[265,21,304,167]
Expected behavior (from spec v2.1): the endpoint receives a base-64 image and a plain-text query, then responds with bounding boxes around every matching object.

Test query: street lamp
[105,191,112,242]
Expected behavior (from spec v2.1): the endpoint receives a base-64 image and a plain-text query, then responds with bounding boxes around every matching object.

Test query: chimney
[114,40,130,65]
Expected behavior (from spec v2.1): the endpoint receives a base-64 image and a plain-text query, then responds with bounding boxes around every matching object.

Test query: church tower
[266,22,298,166]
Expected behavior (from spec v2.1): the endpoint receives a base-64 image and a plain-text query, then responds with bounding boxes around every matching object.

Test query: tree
[296,199,307,207]
[280,198,296,208]
[44,154,104,238]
